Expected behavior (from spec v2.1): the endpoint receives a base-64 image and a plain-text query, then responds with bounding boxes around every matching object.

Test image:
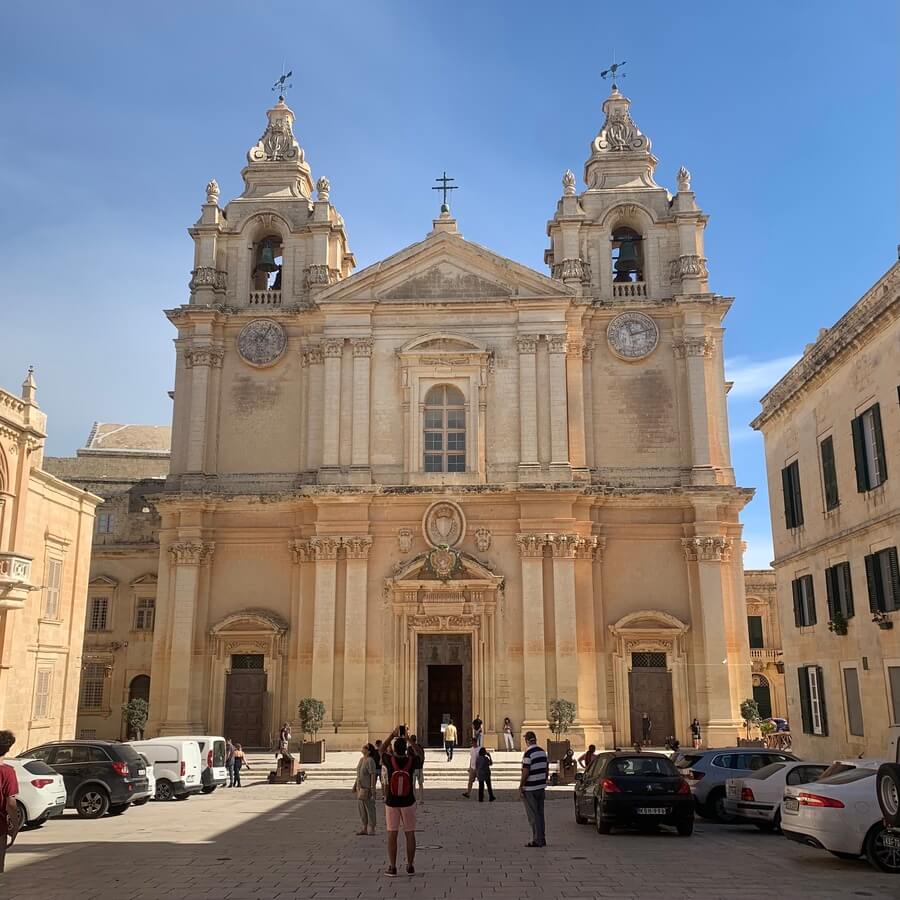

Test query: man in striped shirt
[519,731,548,847]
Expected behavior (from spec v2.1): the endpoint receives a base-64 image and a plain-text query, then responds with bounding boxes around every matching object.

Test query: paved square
[4,760,896,899]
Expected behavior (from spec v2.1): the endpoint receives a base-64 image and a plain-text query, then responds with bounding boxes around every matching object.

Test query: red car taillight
[30,778,55,788]
[601,778,622,794]
[111,761,129,777]
[207,750,213,768]
[677,781,691,795]
[180,761,186,777]
[741,787,755,802]
[797,792,844,809]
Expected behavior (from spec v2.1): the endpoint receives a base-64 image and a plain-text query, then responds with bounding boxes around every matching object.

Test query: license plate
[884,832,900,850]
[726,784,739,799]
[138,768,145,775]
[784,797,799,812]
[636,807,667,815]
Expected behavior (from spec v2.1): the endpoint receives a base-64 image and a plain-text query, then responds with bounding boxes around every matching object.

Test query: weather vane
[272,63,293,99]
[432,170,458,212]
[601,58,627,90]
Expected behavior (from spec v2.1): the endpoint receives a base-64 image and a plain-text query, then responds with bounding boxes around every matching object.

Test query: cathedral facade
[145,86,752,750]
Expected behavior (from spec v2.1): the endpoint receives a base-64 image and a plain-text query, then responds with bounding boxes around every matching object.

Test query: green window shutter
[825,567,837,621]
[804,575,817,626]
[792,579,802,627]
[871,404,887,483]
[840,562,855,618]
[816,666,829,736]
[851,415,869,492]
[747,615,764,648]
[782,466,795,528]
[791,463,804,527]
[820,436,839,510]
[798,667,812,734]
[864,553,882,613]
[887,547,900,611]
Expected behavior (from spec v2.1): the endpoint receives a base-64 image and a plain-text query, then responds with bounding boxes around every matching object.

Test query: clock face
[236,318,286,367]
[607,312,659,360]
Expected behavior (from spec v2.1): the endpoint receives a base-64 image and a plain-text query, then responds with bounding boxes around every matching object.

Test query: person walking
[476,747,496,802]
[519,730,548,848]
[690,718,701,749]
[578,744,597,769]
[461,737,479,798]
[373,740,383,786]
[502,717,515,752]
[381,726,421,877]
[641,712,653,747]
[0,731,21,874]
[231,743,249,787]
[443,719,457,761]
[354,743,377,835]
[225,738,235,787]
[409,734,425,804]
[472,713,484,747]
[278,722,292,753]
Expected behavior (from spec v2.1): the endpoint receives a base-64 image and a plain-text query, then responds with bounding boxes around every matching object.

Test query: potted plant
[828,610,849,635]
[121,698,149,740]
[873,610,894,630]
[298,698,326,763]
[740,697,762,740]
[547,698,576,763]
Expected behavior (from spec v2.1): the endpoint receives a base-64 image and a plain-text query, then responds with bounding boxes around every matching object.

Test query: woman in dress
[502,717,515,752]
[353,743,377,835]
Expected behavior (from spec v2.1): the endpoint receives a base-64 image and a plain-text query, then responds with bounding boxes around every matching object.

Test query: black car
[19,740,149,819]
[574,751,694,835]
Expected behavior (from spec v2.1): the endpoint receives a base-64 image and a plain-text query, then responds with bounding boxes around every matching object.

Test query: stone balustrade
[750,648,783,662]
[248,290,282,306]
[0,552,34,610]
[612,281,647,298]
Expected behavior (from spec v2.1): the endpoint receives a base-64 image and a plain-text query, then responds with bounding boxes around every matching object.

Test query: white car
[782,766,900,874]
[131,753,156,806]
[4,758,67,828]
[725,760,828,830]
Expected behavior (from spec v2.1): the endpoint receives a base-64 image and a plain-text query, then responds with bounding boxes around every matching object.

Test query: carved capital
[548,533,584,558]
[582,340,595,361]
[310,537,340,560]
[673,337,715,359]
[343,536,373,560]
[682,536,733,563]
[516,533,546,559]
[323,338,344,359]
[305,264,335,287]
[575,535,605,561]
[168,541,214,566]
[351,338,373,358]
[547,334,568,355]
[184,345,225,368]
[551,258,590,283]
[288,539,311,564]
[566,340,584,360]
[516,336,537,355]
[669,254,708,281]
[302,343,323,366]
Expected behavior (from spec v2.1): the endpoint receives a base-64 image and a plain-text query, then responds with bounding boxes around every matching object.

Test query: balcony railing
[750,648,783,662]
[248,290,282,306]
[612,281,647,298]
[0,552,34,610]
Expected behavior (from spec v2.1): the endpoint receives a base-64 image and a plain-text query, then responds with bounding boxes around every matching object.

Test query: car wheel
[594,802,611,834]
[709,789,737,824]
[14,801,32,830]
[877,764,900,827]
[828,850,860,860]
[74,787,109,819]
[155,779,174,802]
[132,797,149,806]
[174,793,191,801]
[201,786,216,794]
[107,804,129,816]
[574,796,588,825]
[676,819,694,836]
[865,823,900,874]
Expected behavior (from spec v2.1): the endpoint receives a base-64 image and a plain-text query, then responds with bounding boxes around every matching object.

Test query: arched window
[611,226,643,283]
[424,385,466,473]
[252,234,283,291]
[129,674,150,703]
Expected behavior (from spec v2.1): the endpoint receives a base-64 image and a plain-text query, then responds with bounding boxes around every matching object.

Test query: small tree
[547,698,577,740]
[297,698,326,742]
[740,697,762,738]
[121,699,149,740]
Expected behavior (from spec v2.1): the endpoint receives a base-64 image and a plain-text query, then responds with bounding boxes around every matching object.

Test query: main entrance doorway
[224,654,266,748]
[628,652,675,746]
[417,634,472,746]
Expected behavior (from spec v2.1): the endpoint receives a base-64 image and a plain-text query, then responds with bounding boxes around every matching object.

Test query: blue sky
[1,1,896,568]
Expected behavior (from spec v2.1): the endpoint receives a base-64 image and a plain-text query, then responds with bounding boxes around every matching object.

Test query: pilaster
[673,335,717,484]
[350,339,372,481]
[304,343,324,471]
[565,340,588,478]
[549,534,582,706]
[183,345,224,473]
[310,536,339,718]
[321,339,343,472]
[341,535,372,729]
[547,335,571,476]
[516,336,539,478]
[517,533,547,728]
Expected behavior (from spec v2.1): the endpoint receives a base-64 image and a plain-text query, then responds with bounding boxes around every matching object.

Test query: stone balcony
[248,290,282,307]
[0,552,35,610]
[750,647,784,672]
[612,281,647,298]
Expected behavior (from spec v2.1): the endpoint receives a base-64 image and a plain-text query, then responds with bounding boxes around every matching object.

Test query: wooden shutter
[790,463,804,527]
[820,436,839,510]
[792,579,802,627]
[888,547,900,611]
[865,553,882,613]
[825,567,837,621]
[815,666,829,736]
[871,404,887,483]
[803,575,817,626]
[782,466,795,528]
[840,562,855,618]
[798,666,812,734]
[851,415,869,492]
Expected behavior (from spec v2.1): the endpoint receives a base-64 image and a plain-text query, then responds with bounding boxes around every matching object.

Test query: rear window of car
[818,763,856,780]
[113,745,144,765]
[212,741,226,767]
[817,768,876,785]
[746,763,785,780]
[607,757,678,777]
[23,760,57,776]
[674,754,703,769]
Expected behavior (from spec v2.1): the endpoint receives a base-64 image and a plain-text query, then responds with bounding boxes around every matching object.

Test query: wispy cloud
[726,354,801,399]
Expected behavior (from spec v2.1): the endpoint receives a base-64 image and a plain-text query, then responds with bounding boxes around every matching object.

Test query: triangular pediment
[318,229,573,304]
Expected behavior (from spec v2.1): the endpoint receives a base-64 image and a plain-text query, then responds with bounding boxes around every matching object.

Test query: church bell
[614,237,641,281]
[255,239,279,273]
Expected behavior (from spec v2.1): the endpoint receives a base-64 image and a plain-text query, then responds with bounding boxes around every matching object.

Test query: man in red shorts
[380,725,422,877]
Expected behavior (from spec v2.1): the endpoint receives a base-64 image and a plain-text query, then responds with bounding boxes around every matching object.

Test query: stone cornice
[752,262,899,430]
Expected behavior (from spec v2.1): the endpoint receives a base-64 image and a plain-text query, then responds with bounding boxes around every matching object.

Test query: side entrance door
[628,652,675,746]
[224,655,266,748]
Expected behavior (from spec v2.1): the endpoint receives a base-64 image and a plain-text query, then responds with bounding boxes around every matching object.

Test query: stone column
[161,540,213,732]
[350,339,372,480]
[547,335,570,475]
[674,336,716,485]
[550,534,581,705]
[288,539,311,715]
[305,344,324,470]
[565,340,587,476]
[342,536,372,730]
[517,534,547,729]
[517,336,539,478]
[184,346,224,473]
[321,339,343,471]
[582,341,595,469]
[575,537,602,730]
[310,537,340,722]
[683,536,737,744]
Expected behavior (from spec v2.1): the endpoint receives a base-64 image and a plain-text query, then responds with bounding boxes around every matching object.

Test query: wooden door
[427,665,462,746]
[224,669,267,748]
[628,667,675,746]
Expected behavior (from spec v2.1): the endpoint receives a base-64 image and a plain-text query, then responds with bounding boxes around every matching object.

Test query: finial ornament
[677,166,691,192]
[205,179,220,204]
[272,65,293,100]
[432,170,458,213]
[316,176,331,201]
[600,59,627,91]
[562,169,577,196]
[21,366,36,403]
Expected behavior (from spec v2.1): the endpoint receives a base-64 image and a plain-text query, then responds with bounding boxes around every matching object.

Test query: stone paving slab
[3,781,896,899]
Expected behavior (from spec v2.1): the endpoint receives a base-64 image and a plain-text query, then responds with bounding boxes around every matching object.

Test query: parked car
[724,760,828,831]
[132,753,156,806]
[4,758,67,829]
[674,747,797,822]
[782,766,900,874]
[574,751,694,836]
[129,739,202,801]
[162,735,228,793]
[18,740,149,819]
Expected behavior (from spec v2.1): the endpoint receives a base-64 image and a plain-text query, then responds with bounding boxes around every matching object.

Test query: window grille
[231,654,264,670]
[631,652,666,669]
[87,596,109,631]
[80,663,106,710]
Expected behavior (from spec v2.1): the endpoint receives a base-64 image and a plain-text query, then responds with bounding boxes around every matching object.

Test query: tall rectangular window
[819,435,839,511]
[865,547,900,613]
[43,558,62,619]
[747,615,765,648]
[852,403,888,491]
[134,598,155,632]
[96,512,114,534]
[33,668,52,719]
[889,666,900,725]
[781,460,804,529]
[798,665,828,735]
[87,596,109,631]
[79,663,105,710]
[792,575,816,627]
[825,562,854,620]
[842,666,864,737]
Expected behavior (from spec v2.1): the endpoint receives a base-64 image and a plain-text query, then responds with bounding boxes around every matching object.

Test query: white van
[129,739,203,801]
[163,735,228,792]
